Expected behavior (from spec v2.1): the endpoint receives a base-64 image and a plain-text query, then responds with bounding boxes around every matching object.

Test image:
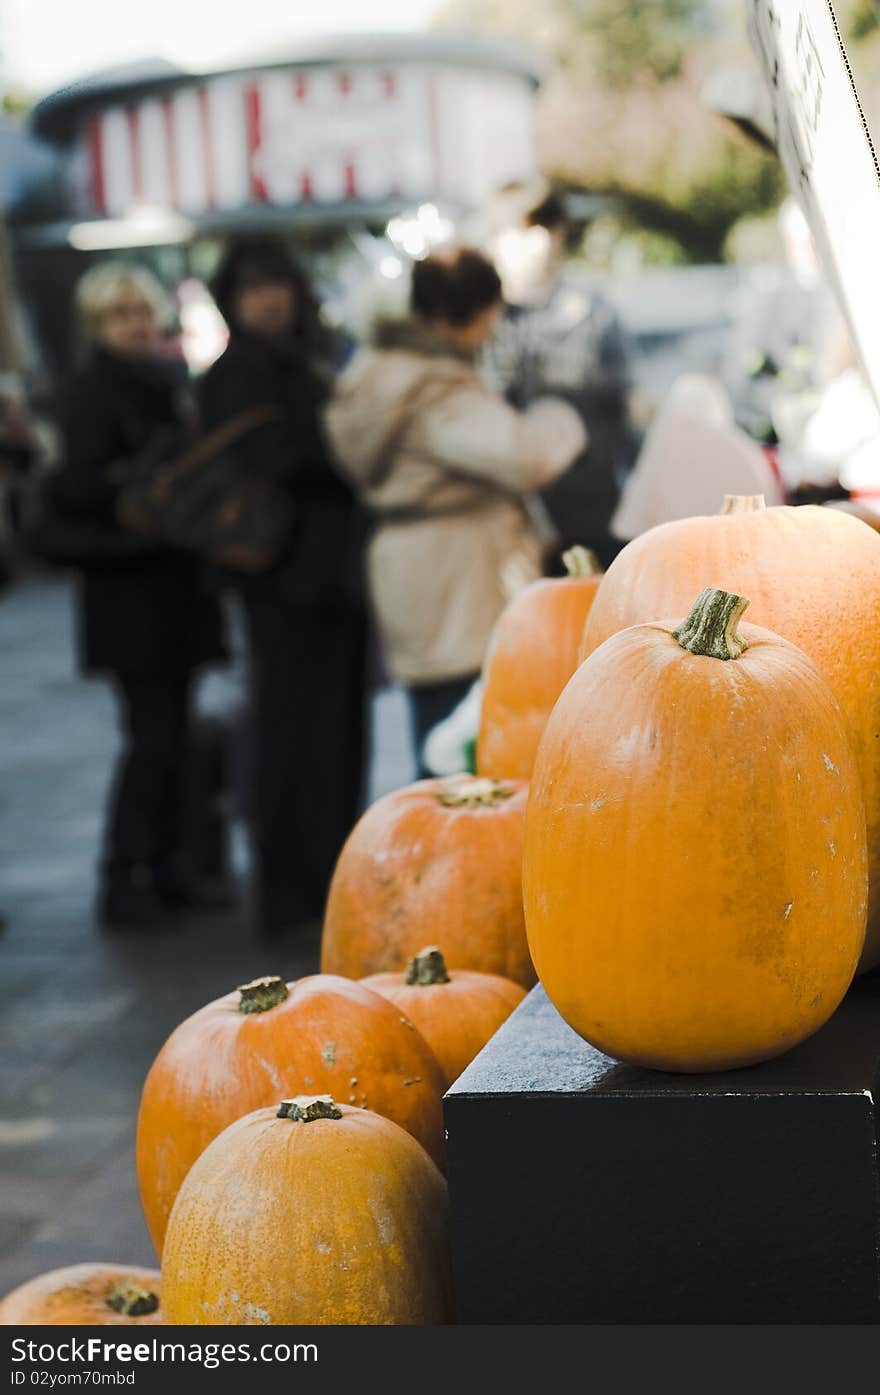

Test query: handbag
[115,405,295,572]
[21,468,163,567]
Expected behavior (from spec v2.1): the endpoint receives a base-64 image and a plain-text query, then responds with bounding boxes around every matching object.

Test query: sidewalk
[0,570,412,1292]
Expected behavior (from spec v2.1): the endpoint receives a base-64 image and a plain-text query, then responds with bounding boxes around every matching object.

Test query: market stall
[11,32,542,377]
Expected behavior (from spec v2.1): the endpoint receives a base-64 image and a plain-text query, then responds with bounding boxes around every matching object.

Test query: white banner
[749,0,880,405]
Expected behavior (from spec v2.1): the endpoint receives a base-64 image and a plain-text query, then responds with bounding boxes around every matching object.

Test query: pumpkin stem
[406,946,451,986]
[277,1095,342,1123]
[237,975,289,1014]
[437,777,514,809]
[106,1285,159,1318]
[673,587,750,660]
[720,494,766,514]
[562,545,601,578]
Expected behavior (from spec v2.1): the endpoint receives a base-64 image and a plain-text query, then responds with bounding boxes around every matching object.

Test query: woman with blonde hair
[52,261,225,930]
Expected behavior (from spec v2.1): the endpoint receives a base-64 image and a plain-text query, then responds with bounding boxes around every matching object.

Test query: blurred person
[610,373,784,543]
[771,324,880,511]
[484,179,639,570]
[52,263,227,931]
[722,199,842,446]
[0,383,37,936]
[324,245,585,777]
[0,386,37,588]
[200,236,369,940]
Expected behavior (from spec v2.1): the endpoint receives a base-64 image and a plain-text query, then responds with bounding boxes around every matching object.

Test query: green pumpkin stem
[406,947,451,986]
[106,1285,159,1317]
[237,976,289,1014]
[673,588,750,661]
[277,1095,342,1123]
[562,545,601,578]
[437,777,513,809]
[720,494,766,514]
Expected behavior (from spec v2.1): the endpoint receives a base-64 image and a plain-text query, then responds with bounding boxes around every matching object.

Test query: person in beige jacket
[324,246,586,774]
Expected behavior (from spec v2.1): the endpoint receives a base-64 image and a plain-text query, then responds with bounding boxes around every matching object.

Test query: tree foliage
[846,0,880,43]
[562,0,711,84]
[440,0,710,82]
[436,0,785,261]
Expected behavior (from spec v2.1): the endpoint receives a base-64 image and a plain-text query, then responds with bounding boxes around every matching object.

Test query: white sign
[749,0,880,405]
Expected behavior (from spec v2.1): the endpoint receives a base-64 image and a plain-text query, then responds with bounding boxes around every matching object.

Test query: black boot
[153,848,238,914]
[98,865,167,931]
[154,875,238,914]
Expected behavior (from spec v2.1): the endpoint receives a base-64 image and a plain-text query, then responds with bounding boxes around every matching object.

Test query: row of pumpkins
[4,495,880,1326]
[0,947,523,1326]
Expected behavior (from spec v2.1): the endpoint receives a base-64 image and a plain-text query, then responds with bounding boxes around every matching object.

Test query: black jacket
[198,332,366,612]
[54,347,226,679]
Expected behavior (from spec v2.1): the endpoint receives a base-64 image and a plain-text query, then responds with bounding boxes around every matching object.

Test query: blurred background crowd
[3,0,880,945]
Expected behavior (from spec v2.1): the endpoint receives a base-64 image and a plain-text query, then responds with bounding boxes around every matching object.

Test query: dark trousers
[406,673,480,780]
[242,594,370,935]
[104,675,192,889]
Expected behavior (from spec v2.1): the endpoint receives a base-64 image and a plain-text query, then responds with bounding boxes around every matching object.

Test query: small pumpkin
[362,946,526,1087]
[579,495,880,971]
[478,545,603,781]
[525,587,868,1072]
[0,1264,162,1326]
[161,1095,454,1325]
[321,774,534,986]
[136,973,446,1256]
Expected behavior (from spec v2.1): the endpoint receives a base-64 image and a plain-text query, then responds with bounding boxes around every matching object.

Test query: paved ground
[0,568,413,1293]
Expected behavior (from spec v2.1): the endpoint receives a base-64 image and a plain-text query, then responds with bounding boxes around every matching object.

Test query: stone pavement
[0,569,413,1292]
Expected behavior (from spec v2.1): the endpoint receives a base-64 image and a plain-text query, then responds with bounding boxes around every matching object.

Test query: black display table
[444,976,880,1324]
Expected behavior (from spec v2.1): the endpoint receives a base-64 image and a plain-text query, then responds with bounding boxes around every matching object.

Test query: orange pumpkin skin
[321,775,535,987]
[580,501,880,971]
[136,974,446,1256]
[161,1100,454,1326]
[362,949,526,1087]
[0,1264,162,1325]
[478,556,602,781]
[525,601,867,1072]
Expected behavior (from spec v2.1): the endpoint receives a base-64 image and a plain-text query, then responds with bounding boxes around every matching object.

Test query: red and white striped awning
[81,63,535,219]
[80,62,538,219]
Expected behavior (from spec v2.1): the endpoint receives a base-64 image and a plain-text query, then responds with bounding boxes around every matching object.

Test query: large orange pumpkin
[477,546,603,781]
[362,946,526,1087]
[0,1264,162,1325]
[162,1095,453,1325]
[580,496,880,971]
[321,774,534,986]
[525,587,868,1072]
[136,974,446,1255]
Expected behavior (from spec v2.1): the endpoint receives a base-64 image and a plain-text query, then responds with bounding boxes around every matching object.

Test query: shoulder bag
[115,405,295,572]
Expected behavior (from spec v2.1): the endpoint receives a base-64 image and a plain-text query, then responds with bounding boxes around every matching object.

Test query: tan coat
[324,320,586,685]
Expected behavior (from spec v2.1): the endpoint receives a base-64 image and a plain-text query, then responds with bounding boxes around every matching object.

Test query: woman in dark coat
[53,263,226,929]
[200,236,369,938]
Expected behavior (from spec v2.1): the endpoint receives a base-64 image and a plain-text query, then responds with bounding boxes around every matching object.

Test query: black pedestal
[444,978,880,1324]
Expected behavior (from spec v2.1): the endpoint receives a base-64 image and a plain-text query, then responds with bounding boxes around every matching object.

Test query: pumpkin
[478,546,603,781]
[525,587,868,1072]
[136,973,446,1256]
[580,495,880,971]
[0,1264,162,1325]
[362,946,526,1087]
[321,774,534,986]
[161,1095,453,1325]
